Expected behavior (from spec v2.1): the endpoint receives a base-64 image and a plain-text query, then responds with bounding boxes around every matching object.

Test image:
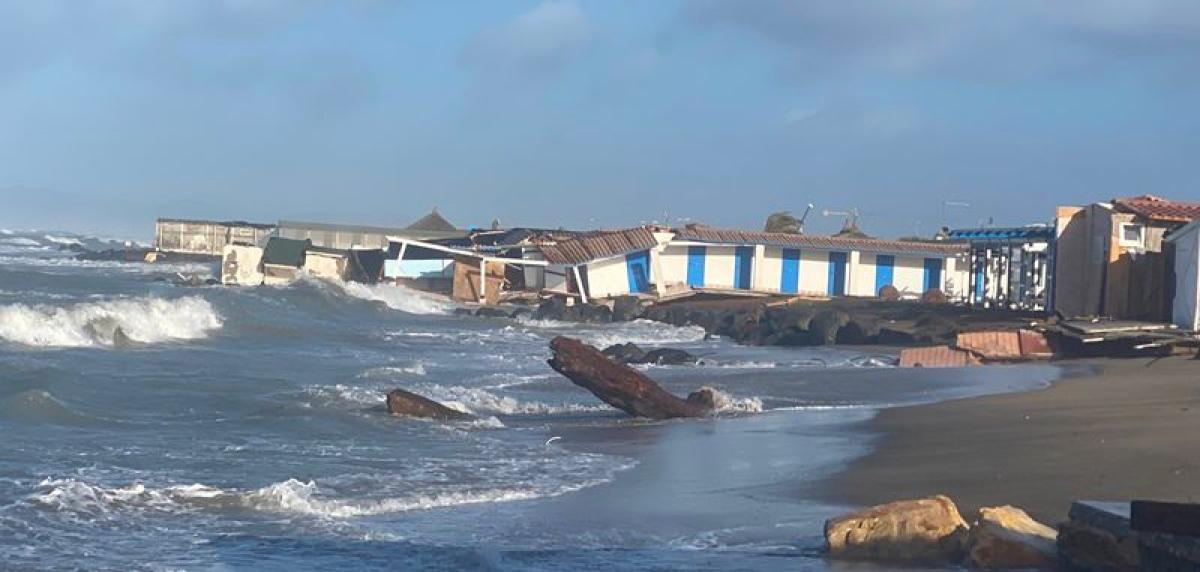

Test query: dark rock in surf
[473,307,510,319]
[684,387,727,411]
[611,296,645,322]
[386,388,472,421]
[837,314,881,345]
[602,342,648,364]
[547,336,711,419]
[642,348,698,366]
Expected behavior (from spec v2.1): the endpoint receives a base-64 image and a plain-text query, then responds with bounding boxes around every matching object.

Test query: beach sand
[821,355,1200,524]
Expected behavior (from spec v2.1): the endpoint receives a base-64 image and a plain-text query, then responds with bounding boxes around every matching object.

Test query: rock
[836,315,880,345]
[532,298,568,321]
[602,342,648,364]
[575,303,613,323]
[642,348,698,365]
[509,307,532,320]
[807,309,851,346]
[453,308,474,316]
[878,284,901,301]
[921,289,948,304]
[1058,501,1139,572]
[966,506,1058,570]
[547,336,711,419]
[386,388,472,421]
[824,495,970,565]
[685,386,728,410]
[473,307,510,318]
[611,296,644,322]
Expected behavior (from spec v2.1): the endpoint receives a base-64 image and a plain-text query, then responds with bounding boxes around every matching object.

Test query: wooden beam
[573,266,588,304]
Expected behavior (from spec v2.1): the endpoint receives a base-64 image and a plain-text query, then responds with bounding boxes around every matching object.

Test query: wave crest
[0,296,222,348]
[338,282,453,315]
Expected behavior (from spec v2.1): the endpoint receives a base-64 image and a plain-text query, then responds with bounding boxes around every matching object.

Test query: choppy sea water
[0,231,1060,571]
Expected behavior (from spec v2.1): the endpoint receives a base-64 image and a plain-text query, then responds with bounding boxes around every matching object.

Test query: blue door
[686,246,706,288]
[626,250,650,293]
[974,259,985,301]
[923,257,943,292]
[874,254,895,296]
[827,251,847,296]
[780,248,800,294]
[733,246,754,289]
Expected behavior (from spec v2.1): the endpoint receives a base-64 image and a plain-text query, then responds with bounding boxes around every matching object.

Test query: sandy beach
[822,355,1200,524]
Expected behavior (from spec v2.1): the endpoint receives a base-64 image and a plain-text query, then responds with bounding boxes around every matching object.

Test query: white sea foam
[693,387,764,414]
[0,296,222,347]
[357,363,427,379]
[418,385,609,416]
[339,282,453,315]
[517,317,707,347]
[33,478,224,513]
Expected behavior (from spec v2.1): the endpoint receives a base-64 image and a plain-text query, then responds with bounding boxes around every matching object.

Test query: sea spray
[0,296,222,347]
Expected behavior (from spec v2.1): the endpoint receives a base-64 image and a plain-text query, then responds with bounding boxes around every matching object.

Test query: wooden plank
[1132,500,1200,537]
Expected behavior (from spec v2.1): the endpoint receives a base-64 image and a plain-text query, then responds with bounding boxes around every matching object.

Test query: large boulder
[807,309,851,346]
[386,388,472,421]
[611,296,644,322]
[836,314,881,345]
[547,336,711,419]
[966,506,1058,570]
[824,495,970,565]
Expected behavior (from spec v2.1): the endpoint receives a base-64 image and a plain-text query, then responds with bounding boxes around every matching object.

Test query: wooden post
[573,266,588,304]
[479,258,487,300]
[395,242,407,278]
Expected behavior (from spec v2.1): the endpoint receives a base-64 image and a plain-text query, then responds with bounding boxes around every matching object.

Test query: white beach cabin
[1165,220,1200,330]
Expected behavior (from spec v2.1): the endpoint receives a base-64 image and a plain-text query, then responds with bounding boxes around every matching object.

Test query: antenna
[797,203,815,234]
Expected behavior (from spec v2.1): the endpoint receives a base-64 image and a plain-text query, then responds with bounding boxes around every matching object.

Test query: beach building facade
[154,218,275,257]
[530,226,967,303]
[1165,220,1200,330]
[278,209,466,251]
[1053,195,1200,321]
[663,227,967,300]
[260,237,310,285]
[947,226,1054,311]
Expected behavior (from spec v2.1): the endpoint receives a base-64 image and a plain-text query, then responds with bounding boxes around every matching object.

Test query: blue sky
[2,1,1199,240]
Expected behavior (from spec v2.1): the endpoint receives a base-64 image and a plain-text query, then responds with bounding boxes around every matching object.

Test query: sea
[0,230,1061,571]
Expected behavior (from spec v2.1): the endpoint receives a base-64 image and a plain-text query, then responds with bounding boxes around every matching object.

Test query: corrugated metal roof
[1113,195,1200,223]
[672,227,965,255]
[948,226,1053,241]
[539,227,660,265]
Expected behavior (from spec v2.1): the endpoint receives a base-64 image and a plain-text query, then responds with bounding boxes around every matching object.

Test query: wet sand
[821,356,1200,524]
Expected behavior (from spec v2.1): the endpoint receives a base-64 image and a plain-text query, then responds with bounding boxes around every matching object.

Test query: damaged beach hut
[261,237,310,285]
[536,227,670,303]
[385,236,549,305]
[1166,219,1200,331]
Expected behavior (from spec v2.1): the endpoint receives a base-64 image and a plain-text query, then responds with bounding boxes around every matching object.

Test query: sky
[2,0,1199,240]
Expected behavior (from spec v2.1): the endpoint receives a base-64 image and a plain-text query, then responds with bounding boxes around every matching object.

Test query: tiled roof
[1112,195,1200,223]
[539,227,660,265]
[672,227,965,256]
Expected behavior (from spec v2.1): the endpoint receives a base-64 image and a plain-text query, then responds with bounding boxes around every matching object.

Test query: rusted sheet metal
[955,329,1054,361]
[1018,329,1054,358]
[956,331,1022,360]
[898,345,980,368]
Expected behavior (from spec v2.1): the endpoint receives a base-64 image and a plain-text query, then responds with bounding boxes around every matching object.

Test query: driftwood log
[547,336,711,419]
[386,388,472,421]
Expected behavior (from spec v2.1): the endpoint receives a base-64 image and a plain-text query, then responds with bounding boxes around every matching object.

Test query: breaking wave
[518,317,707,347]
[415,385,610,416]
[243,479,576,518]
[0,296,222,348]
[339,282,453,315]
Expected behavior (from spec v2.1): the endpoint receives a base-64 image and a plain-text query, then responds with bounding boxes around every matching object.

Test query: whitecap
[0,296,222,348]
[339,282,453,315]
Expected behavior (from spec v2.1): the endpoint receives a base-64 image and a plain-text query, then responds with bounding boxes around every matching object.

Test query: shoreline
[815,355,1200,525]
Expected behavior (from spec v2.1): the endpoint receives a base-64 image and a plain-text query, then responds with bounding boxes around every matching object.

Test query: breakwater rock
[386,388,473,421]
[642,297,1043,348]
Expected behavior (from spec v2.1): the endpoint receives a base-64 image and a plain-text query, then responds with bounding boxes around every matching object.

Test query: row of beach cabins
[152,193,1200,331]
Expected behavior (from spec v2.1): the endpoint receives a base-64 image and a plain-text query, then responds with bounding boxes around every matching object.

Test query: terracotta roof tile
[539,227,659,265]
[672,227,965,256]
[1112,195,1200,223]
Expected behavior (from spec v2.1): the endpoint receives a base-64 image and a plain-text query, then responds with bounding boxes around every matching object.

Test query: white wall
[701,246,737,289]
[304,252,346,281]
[797,250,829,294]
[850,254,878,297]
[1171,224,1200,330]
[659,244,690,288]
[585,255,632,298]
[221,244,264,286]
[756,247,784,292]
